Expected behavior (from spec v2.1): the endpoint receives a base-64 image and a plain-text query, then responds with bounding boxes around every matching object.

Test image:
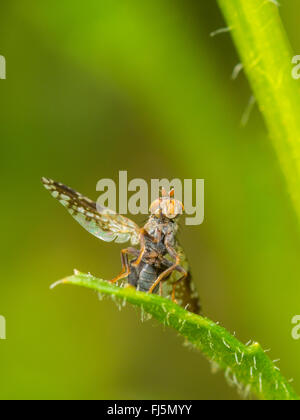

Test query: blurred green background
[0,0,300,400]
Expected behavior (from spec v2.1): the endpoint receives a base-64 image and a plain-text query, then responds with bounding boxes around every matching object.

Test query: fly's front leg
[148,240,181,294]
[132,228,162,268]
[131,229,146,268]
[110,247,139,284]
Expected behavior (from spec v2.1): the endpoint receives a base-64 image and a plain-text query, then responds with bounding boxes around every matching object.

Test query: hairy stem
[52,272,299,400]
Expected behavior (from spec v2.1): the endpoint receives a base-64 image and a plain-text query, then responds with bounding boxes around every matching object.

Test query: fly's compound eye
[161,199,184,219]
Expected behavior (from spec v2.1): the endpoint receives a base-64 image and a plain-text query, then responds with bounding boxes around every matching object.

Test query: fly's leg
[148,260,179,294]
[159,258,187,304]
[110,247,139,284]
[132,229,146,268]
[132,228,162,268]
[159,281,163,296]
[148,241,181,294]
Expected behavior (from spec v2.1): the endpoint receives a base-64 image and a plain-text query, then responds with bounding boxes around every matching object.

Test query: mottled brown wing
[162,244,201,314]
[42,177,140,245]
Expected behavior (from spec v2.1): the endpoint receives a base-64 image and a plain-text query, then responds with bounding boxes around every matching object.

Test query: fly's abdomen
[137,264,159,294]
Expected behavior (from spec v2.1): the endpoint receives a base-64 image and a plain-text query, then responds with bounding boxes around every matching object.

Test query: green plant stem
[52,272,299,400]
[217,0,300,223]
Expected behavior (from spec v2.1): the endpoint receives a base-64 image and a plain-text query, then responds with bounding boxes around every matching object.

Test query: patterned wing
[42,177,140,245]
[162,244,201,314]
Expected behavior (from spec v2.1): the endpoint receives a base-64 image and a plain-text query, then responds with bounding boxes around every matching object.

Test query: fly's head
[149,188,184,221]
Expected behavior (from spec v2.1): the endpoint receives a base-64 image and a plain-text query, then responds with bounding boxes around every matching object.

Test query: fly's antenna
[160,187,175,198]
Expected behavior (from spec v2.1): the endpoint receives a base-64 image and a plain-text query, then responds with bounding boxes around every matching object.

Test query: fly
[42,177,201,314]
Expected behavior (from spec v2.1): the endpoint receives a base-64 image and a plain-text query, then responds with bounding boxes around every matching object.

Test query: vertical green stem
[217,0,300,223]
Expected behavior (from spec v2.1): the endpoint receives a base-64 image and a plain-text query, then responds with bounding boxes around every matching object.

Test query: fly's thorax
[144,215,178,239]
